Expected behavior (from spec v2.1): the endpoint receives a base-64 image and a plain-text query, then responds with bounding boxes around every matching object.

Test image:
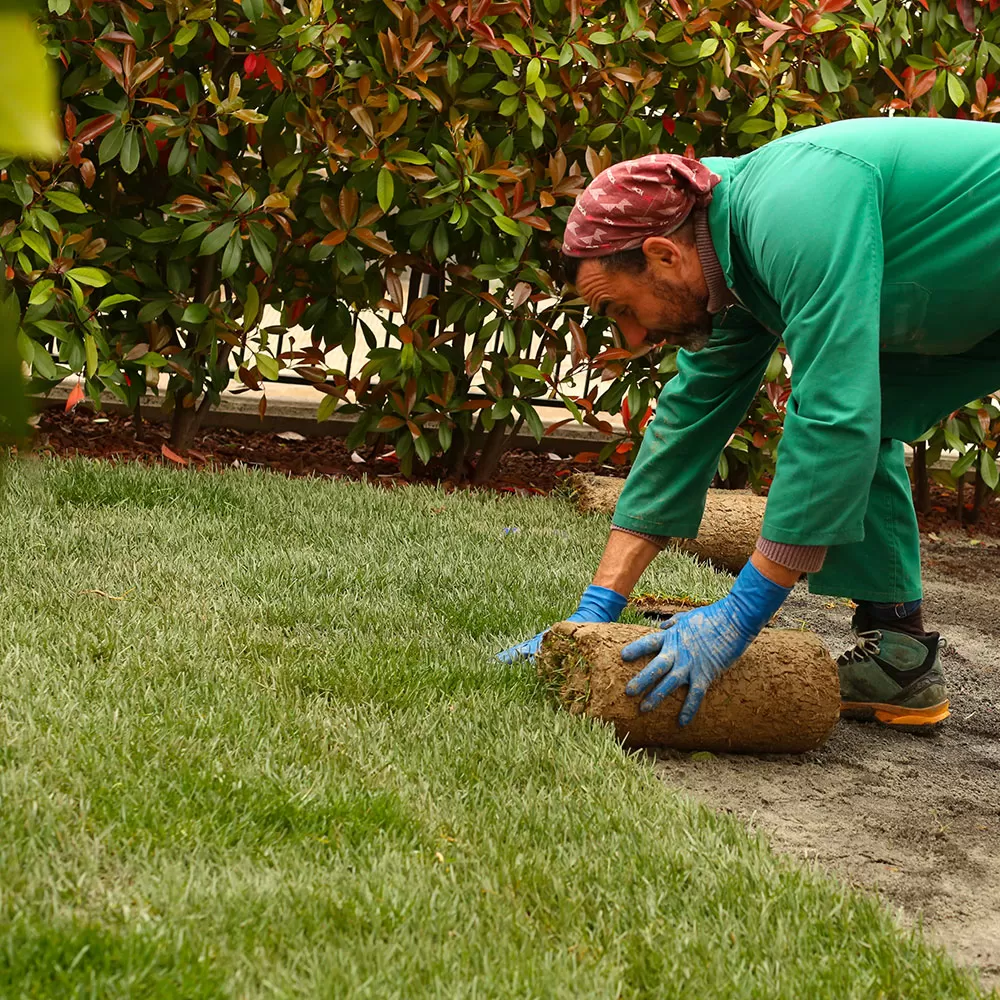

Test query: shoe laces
[837,629,881,666]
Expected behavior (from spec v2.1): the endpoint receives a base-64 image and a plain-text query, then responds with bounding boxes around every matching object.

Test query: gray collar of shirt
[694,209,738,315]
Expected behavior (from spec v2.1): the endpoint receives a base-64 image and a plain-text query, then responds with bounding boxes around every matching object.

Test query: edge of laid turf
[0,458,991,1000]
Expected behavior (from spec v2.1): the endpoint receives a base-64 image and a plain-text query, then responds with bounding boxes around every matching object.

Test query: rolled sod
[571,473,766,574]
[538,620,840,754]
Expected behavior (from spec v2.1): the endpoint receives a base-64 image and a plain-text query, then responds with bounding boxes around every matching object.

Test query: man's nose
[616,315,648,348]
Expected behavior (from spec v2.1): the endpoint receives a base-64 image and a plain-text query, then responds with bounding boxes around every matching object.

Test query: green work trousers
[811,333,1000,602]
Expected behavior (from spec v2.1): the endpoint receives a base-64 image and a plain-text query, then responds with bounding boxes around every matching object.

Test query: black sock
[853,600,926,637]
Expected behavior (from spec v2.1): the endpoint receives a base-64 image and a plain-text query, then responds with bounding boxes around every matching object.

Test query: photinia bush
[2,0,998,483]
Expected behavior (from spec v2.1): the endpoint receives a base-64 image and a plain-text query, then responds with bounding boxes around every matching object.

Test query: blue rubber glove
[496,585,629,663]
[623,560,792,725]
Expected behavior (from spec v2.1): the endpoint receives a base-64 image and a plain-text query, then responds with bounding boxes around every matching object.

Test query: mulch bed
[28,407,1000,539]
[31,407,630,497]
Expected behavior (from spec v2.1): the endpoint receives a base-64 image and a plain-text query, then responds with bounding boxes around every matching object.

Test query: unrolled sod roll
[538,620,839,754]
[571,473,766,574]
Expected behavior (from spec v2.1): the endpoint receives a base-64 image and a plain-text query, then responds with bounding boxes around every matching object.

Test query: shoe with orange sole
[838,628,950,730]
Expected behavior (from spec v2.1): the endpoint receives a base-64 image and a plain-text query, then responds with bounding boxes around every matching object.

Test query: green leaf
[698,37,719,57]
[588,122,615,142]
[243,283,260,330]
[492,49,514,76]
[493,215,522,237]
[516,400,545,442]
[32,339,58,380]
[208,19,230,46]
[509,363,544,379]
[255,351,279,380]
[96,294,139,311]
[414,432,432,465]
[526,96,544,129]
[168,136,189,176]
[249,226,273,272]
[526,57,541,84]
[377,167,394,213]
[947,72,967,107]
[137,299,169,323]
[174,22,198,47]
[16,327,34,365]
[981,450,999,490]
[498,96,520,116]
[503,33,531,57]
[317,393,338,422]
[181,302,210,324]
[98,122,125,164]
[120,127,140,174]
[432,221,449,262]
[220,229,242,279]
[819,57,841,93]
[589,31,616,44]
[21,230,51,263]
[438,420,452,452]
[46,190,87,214]
[83,332,97,378]
[28,278,54,304]
[0,13,61,158]
[740,118,773,134]
[199,221,236,257]
[65,267,110,287]
[392,150,430,164]
[140,226,179,243]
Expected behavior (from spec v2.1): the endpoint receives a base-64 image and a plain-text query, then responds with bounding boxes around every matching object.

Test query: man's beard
[648,322,712,352]
[647,278,713,352]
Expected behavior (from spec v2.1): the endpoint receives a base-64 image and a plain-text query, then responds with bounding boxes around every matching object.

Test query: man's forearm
[592,529,663,596]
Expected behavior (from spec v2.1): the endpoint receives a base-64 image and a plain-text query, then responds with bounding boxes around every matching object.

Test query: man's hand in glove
[622,560,792,725]
[496,585,629,663]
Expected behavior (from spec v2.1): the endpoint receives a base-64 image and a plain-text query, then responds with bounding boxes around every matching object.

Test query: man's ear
[642,235,683,270]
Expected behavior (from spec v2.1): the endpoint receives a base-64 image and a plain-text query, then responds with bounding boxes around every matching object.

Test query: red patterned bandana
[562,153,721,258]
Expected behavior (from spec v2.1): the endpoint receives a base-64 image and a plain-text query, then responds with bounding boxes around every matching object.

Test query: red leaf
[94,46,124,82]
[956,0,977,33]
[161,444,189,465]
[757,12,790,31]
[573,451,600,464]
[568,319,588,366]
[264,58,284,92]
[510,281,532,310]
[75,114,117,144]
[911,69,937,100]
[544,418,574,436]
[64,106,77,140]
[65,381,86,412]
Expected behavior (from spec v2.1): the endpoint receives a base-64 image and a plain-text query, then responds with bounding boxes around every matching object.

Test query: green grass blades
[0,459,989,999]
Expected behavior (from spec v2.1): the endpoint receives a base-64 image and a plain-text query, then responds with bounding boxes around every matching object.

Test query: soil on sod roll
[538,617,839,754]
[571,473,766,573]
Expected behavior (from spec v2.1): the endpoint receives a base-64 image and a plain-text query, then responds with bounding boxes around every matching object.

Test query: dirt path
[652,532,1000,991]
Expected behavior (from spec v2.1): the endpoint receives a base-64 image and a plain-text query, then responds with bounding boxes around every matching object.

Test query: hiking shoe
[838,628,950,728]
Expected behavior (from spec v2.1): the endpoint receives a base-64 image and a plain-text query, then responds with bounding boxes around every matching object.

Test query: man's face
[572,237,712,352]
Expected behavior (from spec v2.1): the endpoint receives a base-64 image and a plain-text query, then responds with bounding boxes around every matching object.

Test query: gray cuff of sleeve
[612,527,671,551]
[756,537,828,574]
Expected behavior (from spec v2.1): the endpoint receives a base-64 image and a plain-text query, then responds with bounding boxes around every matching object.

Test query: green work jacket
[612,118,1000,548]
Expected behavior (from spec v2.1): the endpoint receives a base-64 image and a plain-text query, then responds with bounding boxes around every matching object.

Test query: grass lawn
[0,458,989,999]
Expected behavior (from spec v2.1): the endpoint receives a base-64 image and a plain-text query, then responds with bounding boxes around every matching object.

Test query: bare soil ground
[653,532,1000,990]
